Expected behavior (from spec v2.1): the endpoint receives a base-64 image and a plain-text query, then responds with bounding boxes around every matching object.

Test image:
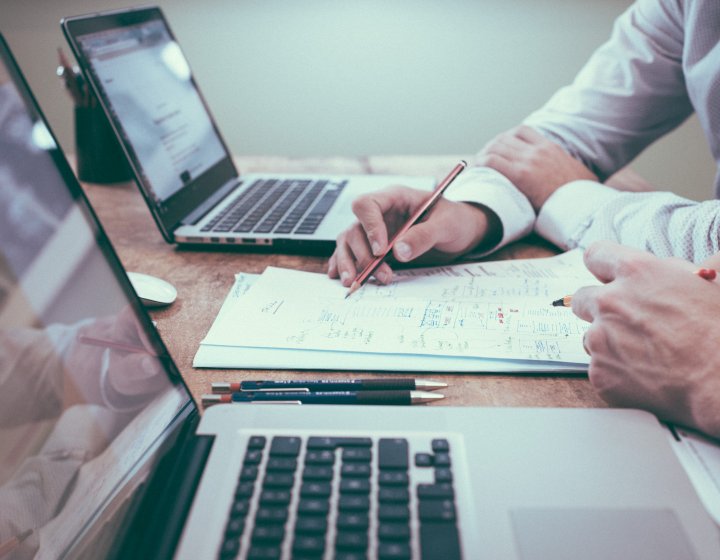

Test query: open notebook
[194,251,595,372]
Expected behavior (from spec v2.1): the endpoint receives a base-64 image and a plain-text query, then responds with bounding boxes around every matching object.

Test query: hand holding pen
[329,160,497,292]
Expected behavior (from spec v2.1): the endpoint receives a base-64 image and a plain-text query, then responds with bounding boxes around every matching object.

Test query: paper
[195,251,597,371]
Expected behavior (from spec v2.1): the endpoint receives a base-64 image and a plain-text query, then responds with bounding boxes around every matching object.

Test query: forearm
[524,0,692,180]
[537,182,720,262]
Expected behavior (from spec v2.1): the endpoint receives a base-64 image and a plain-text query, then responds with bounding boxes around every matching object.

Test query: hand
[328,186,501,286]
[571,241,720,438]
[475,125,597,212]
[66,307,165,406]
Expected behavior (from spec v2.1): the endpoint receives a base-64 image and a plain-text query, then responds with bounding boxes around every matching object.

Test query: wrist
[466,203,502,253]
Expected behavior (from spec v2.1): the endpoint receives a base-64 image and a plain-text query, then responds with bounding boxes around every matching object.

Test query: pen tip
[414,380,448,390]
[345,281,359,299]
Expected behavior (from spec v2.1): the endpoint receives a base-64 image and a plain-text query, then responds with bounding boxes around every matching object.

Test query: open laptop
[2,35,719,560]
[60,6,435,253]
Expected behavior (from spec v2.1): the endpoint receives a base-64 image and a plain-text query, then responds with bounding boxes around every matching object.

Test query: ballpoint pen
[211,378,448,393]
[202,390,444,406]
[345,160,468,298]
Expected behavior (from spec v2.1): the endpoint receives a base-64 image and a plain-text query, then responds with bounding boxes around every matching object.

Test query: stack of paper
[194,250,598,373]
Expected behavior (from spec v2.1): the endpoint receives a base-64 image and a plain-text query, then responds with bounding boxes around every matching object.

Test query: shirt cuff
[536,180,622,249]
[443,166,535,255]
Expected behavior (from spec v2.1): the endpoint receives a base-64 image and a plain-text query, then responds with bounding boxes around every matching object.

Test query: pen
[0,529,32,557]
[57,47,85,106]
[345,160,468,298]
[211,378,448,393]
[551,267,718,307]
[202,390,444,406]
[76,334,152,354]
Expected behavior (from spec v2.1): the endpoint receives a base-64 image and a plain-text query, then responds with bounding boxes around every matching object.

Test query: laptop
[60,6,435,253]
[1,35,719,560]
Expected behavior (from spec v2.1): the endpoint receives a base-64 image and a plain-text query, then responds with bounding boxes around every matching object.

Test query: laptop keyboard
[201,178,347,236]
[218,435,462,559]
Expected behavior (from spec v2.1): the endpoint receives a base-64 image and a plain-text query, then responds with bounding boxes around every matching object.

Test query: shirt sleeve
[537,180,720,262]
[523,0,692,181]
[443,166,535,256]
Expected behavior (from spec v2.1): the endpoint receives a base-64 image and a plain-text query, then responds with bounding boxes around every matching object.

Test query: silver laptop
[60,6,434,253]
[2,34,718,560]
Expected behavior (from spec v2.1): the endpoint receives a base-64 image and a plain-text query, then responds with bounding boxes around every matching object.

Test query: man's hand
[476,125,597,212]
[571,241,720,438]
[328,186,501,286]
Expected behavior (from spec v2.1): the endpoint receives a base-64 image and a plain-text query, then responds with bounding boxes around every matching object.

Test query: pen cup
[75,103,132,184]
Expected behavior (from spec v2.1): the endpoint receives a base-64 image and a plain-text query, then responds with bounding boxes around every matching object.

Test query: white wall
[2,0,715,200]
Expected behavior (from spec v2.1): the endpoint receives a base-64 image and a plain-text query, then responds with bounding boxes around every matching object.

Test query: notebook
[60,6,434,253]
[1,34,719,560]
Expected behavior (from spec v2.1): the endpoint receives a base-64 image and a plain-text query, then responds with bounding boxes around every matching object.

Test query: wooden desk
[81,155,606,410]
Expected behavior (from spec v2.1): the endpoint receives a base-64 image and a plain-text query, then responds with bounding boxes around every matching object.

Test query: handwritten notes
[196,251,597,371]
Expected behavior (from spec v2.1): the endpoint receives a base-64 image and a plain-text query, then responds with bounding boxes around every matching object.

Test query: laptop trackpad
[511,508,697,560]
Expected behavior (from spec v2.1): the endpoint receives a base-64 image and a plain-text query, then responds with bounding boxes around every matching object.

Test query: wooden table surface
[80,155,606,411]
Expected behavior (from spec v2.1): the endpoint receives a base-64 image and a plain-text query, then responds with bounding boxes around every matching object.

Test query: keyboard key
[251,525,285,544]
[431,438,450,453]
[247,544,282,559]
[338,495,370,512]
[419,521,462,560]
[340,479,371,494]
[378,471,409,487]
[337,512,369,531]
[300,481,332,498]
[235,481,255,498]
[378,504,410,522]
[378,488,409,503]
[417,483,455,500]
[302,466,334,481]
[418,499,456,522]
[378,522,410,541]
[229,500,250,519]
[248,436,267,449]
[269,436,302,457]
[297,498,330,516]
[378,541,411,559]
[255,507,288,524]
[434,468,453,483]
[224,516,244,536]
[294,516,328,535]
[259,489,291,506]
[335,530,368,550]
[266,457,297,472]
[293,535,326,556]
[244,449,263,464]
[434,453,452,467]
[378,439,409,470]
[262,473,295,488]
[342,448,372,462]
[414,453,434,467]
[305,450,335,465]
[336,553,369,560]
[341,463,371,478]
[240,465,259,481]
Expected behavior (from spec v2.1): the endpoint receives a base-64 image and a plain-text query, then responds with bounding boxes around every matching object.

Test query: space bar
[419,521,462,559]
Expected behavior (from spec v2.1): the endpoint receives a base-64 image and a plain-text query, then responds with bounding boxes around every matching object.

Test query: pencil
[551,267,718,307]
[345,160,467,298]
[76,334,151,354]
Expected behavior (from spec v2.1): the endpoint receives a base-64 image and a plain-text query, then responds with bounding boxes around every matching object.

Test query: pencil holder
[75,104,132,184]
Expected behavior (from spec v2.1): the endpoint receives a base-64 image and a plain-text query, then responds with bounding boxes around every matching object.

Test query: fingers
[582,241,650,284]
[570,285,602,322]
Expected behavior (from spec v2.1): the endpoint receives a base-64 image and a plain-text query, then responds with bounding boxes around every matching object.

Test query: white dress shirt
[446,0,720,262]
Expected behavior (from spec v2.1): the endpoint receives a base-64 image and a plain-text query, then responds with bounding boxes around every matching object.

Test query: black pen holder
[75,104,132,184]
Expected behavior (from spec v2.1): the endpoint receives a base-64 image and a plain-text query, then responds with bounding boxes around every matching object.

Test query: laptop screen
[0,36,192,559]
[63,7,239,237]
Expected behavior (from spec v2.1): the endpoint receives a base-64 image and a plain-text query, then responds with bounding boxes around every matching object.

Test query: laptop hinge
[110,409,215,559]
[181,178,241,226]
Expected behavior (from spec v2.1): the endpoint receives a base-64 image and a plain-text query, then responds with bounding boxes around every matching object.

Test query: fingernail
[371,241,381,256]
[340,271,351,284]
[395,242,411,261]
